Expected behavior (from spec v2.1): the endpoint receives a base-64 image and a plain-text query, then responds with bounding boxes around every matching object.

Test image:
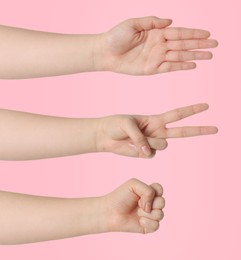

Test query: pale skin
[0,16,219,244]
[0,178,165,244]
[0,103,218,160]
[0,16,218,79]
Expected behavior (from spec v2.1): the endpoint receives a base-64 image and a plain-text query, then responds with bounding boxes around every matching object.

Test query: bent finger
[122,117,151,157]
[147,137,168,151]
[128,178,156,213]
[152,196,165,209]
[138,208,164,221]
[150,183,164,196]
[139,217,160,234]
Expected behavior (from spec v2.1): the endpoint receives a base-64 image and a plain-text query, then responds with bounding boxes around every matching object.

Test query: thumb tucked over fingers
[128,179,156,213]
[123,118,151,157]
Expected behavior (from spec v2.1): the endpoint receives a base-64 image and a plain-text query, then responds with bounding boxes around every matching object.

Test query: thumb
[127,16,172,31]
[122,117,152,157]
[127,179,156,213]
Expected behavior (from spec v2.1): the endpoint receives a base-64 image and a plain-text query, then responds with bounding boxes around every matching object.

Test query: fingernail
[141,145,151,156]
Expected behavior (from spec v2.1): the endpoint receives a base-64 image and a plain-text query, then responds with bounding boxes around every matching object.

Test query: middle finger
[166,39,218,51]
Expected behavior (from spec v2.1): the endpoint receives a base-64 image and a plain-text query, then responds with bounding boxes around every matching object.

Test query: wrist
[92,33,112,72]
[100,195,118,233]
[101,193,127,233]
[90,196,111,234]
[94,117,107,153]
[69,117,102,154]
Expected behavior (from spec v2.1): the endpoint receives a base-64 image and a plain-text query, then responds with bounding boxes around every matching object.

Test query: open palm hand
[96,16,218,75]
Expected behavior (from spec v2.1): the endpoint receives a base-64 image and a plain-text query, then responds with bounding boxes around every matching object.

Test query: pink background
[0,0,240,259]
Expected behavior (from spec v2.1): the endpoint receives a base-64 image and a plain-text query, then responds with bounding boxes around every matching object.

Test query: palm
[102,17,218,75]
[106,28,166,75]
[107,185,145,233]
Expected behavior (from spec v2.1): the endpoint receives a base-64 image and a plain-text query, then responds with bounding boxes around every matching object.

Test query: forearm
[0,190,108,244]
[0,25,103,79]
[0,109,100,160]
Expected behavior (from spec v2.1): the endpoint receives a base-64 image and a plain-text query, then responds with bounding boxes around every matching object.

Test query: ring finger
[166,51,213,61]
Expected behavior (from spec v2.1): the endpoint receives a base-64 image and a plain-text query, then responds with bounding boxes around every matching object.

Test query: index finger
[150,183,163,196]
[164,27,211,40]
[161,103,209,124]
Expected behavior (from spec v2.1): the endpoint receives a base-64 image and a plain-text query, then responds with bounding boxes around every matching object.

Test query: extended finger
[161,103,209,124]
[167,39,218,51]
[164,27,210,40]
[138,208,164,221]
[166,51,213,62]
[165,126,218,138]
[158,61,196,73]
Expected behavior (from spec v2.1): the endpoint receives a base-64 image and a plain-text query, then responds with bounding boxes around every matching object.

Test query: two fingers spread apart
[127,103,218,158]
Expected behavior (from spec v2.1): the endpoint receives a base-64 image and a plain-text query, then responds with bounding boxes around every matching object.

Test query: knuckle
[198,40,203,49]
[128,178,139,185]
[165,50,171,60]
[139,217,148,227]
[146,188,155,198]
[150,15,158,19]
[125,115,135,124]
[161,197,165,208]
[178,28,183,39]
[135,134,146,145]
[181,40,186,50]
[143,66,156,75]
[161,139,168,149]
[160,210,164,220]
[192,29,196,38]
[178,51,183,61]
[151,221,160,232]
[176,108,184,120]
[193,52,198,60]
[181,127,188,137]
[152,183,163,194]
[155,210,163,220]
